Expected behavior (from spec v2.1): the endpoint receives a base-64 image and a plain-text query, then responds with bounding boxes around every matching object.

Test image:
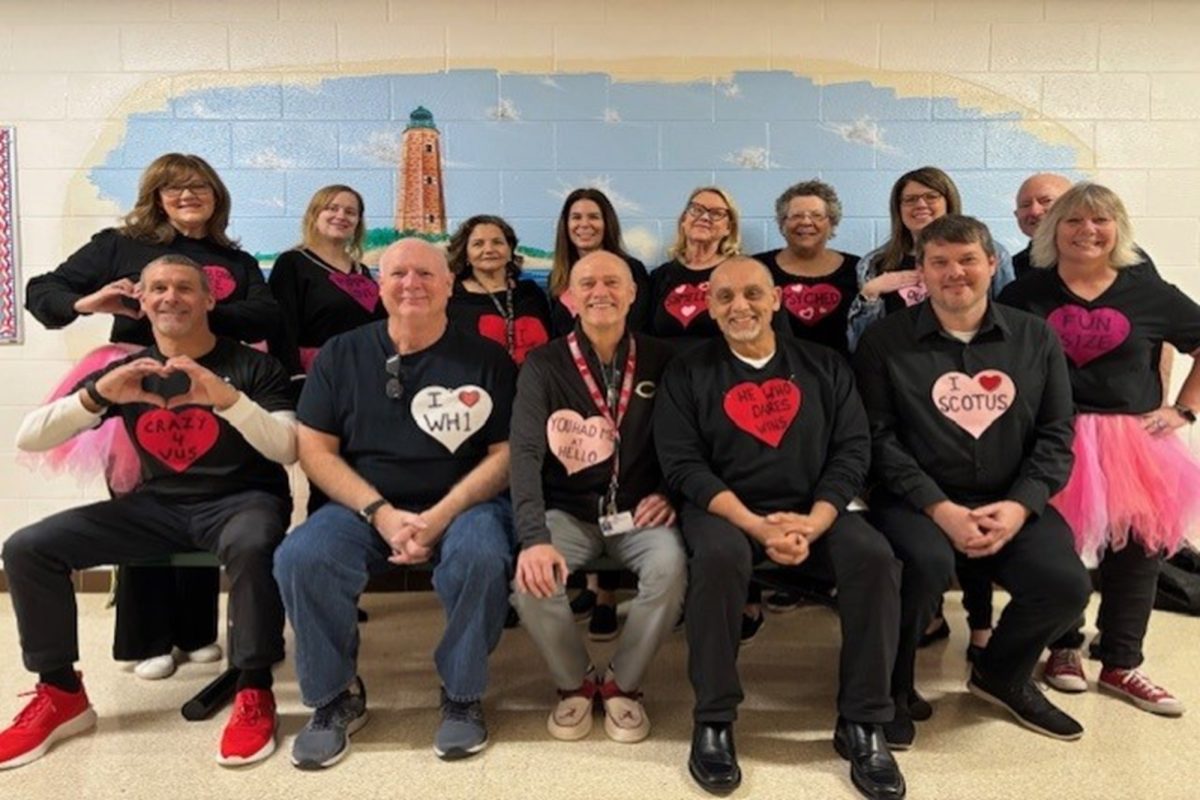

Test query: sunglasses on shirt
[385,354,408,400]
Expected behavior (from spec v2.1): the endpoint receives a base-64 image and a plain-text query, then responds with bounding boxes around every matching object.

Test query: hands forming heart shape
[95,357,239,410]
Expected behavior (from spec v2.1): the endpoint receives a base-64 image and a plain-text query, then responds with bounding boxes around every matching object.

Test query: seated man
[1,254,296,769]
[273,238,516,769]
[854,215,1091,745]
[655,256,905,800]
[510,251,685,743]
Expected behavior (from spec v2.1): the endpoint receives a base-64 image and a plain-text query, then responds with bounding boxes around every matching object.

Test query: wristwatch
[83,378,112,410]
[358,498,388,525]
[1173,403,1197,424]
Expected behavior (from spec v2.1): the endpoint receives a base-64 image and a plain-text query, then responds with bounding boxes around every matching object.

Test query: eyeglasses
[686,202,731,222]
[161,182,213,199]
[784,211,828,223]
[900,191,943,207]
[385,354,408,400]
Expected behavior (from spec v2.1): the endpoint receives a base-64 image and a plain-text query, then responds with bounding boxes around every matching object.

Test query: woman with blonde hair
[1000,182,1200,716]
[648,186,743,350]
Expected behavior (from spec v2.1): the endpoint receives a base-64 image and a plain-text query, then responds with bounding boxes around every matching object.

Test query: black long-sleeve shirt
[448,277,552,366]
[654,336,869,516]
[853,301,1075,514]
[999,263,1200,415]
[510,328,675,548]
[25,228,281,345]
[266,248,386,378]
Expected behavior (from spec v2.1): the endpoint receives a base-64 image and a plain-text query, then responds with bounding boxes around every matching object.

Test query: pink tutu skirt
[16,344,142,494]
[1051,413,1200,566]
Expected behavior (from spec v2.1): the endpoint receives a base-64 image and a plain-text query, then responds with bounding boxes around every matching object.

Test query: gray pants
[512,509,686,692]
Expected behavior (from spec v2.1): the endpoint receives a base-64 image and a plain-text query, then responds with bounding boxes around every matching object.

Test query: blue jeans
[273,497,514,708]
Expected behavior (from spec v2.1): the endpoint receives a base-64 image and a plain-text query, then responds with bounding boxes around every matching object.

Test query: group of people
[1,151,1197,800]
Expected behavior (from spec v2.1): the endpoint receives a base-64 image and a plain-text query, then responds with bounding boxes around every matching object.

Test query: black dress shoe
[917,616,950,648]
[834,718,907,800]
[689,722,741,795]
[966,643,986,665]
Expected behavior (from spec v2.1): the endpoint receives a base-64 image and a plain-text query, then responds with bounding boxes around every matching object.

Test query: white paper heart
[546,409,615,475]
[410,384,494,453]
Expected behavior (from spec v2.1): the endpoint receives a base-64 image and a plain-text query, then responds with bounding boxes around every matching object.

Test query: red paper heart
[134,408,220,472]
[459,389,480,407]
[722,379,802,448]
[978,374,1002,392]
[781,282,842,326]
[662,282,709,329]
[477,315,549,365]
[328,271,380,312]
[202,265,237,301]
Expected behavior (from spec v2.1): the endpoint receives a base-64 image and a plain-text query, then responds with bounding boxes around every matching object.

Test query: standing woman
[447,214,552,366]
[547,188,653,337]
[754,180,859,355]
[267,185,385,515]
[649,186,742,351]
[24,152,281,680]
[846,166,1014,352]
[1000,182,1200,716]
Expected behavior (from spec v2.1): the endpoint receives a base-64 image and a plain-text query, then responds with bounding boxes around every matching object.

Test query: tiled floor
[0,591,1195,799]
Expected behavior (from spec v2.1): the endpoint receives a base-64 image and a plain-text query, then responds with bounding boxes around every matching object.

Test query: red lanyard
[567,331,637,514]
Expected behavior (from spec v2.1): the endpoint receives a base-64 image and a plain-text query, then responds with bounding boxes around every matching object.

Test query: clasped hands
[375,505,449,566]
[752,505,836,567]
[927,499,1030,558]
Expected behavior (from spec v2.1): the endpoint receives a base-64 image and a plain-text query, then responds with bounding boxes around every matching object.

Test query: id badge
[599,511,636,537]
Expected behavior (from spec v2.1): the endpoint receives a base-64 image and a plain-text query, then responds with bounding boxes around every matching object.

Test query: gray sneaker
[433,688,487,760]
[291,677,369,770]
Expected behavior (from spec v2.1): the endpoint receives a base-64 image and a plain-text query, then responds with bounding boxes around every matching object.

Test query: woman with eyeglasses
[23,152,281,681]
[267,185,385,516]
[446,215,551,366]
[754,180,860,356]
[846,166,1014,352]
[649,187,743,350]
[548,188,652,337]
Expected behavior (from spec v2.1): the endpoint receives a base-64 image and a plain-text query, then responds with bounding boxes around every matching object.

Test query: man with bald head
[655,257,905,799]
[274,238,518,768]
[1012,173,1073,279]
[510,251,684,743]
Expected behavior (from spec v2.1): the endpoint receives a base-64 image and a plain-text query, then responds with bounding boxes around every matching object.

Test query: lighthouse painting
[396,106,447,236]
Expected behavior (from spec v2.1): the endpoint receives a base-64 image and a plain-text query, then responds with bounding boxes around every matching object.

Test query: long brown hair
[871,166,961,274]
[119,153,236,249]
[549,188,631,298]
[300,184,366,262]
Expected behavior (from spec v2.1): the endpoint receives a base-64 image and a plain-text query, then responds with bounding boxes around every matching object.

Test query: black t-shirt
[297,322,516,510]
[79,337,293,500]
[648,259,720,350]
[448,278,552,366]
[754,249,860,357]
[25,228,281,345]
[266,248,386,377]
[549,256,654,338]
[875,253,928,315]
[999,264,1200,414]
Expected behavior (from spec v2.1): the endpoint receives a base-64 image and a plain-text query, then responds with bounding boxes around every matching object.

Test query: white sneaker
[134,654,177,680]
[183,644,223,664]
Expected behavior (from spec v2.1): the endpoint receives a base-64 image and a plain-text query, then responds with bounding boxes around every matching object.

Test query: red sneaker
[1042,648,1088,693]
[0,677,96,769]
[1098,667,1185,717]
[217,688,277,766]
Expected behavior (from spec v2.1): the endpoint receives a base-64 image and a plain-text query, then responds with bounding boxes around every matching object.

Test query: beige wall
[1,0,1199,541]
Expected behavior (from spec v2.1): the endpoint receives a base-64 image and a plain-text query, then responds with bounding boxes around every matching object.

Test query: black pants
[3,490,289,674]
[112,565,220,660]
[1050,542,1161,669]
[870,496,1090,700]
[681,503,900,724]
[958,559,995,631]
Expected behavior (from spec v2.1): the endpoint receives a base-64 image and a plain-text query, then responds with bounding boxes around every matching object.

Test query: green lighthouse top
[406,106,437,130]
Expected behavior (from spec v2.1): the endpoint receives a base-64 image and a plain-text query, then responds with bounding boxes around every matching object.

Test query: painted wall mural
[86,70,1085,275]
